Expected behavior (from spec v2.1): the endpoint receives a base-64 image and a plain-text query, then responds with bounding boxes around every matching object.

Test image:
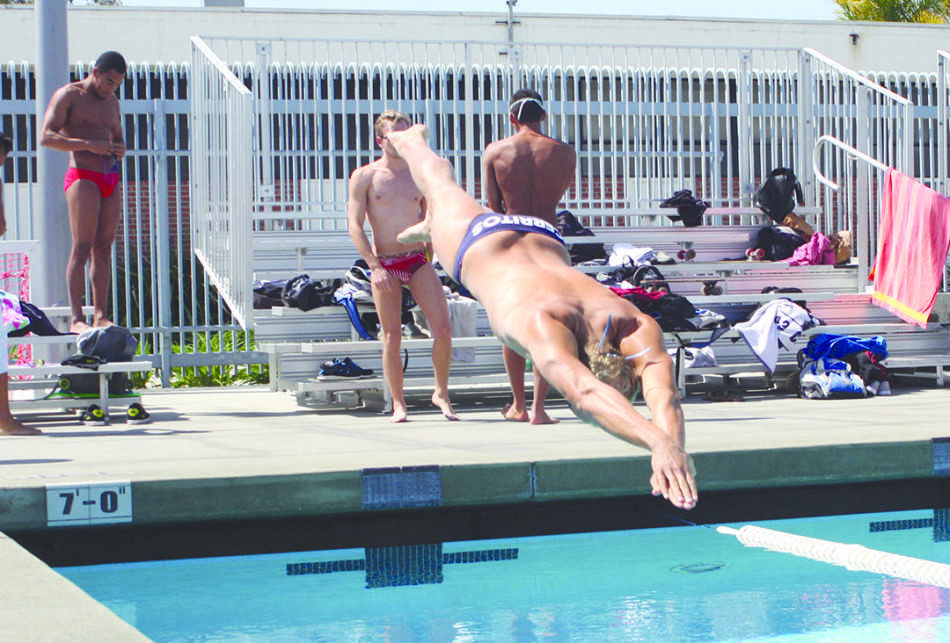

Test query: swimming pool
[59,509,950,642]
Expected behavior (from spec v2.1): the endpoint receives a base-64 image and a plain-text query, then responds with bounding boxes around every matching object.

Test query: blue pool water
[59,510,950,642]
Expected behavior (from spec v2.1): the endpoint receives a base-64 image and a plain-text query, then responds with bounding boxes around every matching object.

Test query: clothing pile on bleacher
[594,254,727,333]
[796,333,892,399]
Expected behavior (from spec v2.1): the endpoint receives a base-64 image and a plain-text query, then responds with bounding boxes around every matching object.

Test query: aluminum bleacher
[250,208,950,410]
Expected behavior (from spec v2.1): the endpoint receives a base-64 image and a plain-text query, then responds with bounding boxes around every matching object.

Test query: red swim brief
[63,167,120,198]
[379,250,428,285]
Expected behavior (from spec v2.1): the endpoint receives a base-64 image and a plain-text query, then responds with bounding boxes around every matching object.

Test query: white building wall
[0,5,947,73]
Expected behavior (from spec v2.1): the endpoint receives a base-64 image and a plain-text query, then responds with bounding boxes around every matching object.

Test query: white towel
[446,294,478,362]
[735,299,819,373]
[608,244,655,267]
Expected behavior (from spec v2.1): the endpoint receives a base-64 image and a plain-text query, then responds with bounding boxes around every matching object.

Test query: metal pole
[798,49,815,207]
[152,99,173,387]
[856,87,871,292]
[938,53,947,196]
[737,50,753,204]
[34,0,70,310]
[499,0,520,94]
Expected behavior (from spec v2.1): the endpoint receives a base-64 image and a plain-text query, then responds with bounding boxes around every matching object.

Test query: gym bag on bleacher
[55,326,139,397]
[755,167,804,223]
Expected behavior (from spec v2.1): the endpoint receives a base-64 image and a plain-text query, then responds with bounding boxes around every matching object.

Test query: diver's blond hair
[374,110,411,138]
[584,341,637,399]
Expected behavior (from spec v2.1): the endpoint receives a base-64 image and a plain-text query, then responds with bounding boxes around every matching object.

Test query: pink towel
[872,168,950,327]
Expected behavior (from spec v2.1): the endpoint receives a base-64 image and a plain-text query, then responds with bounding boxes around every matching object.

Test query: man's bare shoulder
[349,161,379,183]
[483,138,508,161]
[53,82,84,104]
[544,135,576,155]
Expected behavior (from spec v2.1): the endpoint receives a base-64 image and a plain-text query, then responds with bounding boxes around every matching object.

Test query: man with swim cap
[483,88,576,424]
[394,125,697,510]
[40,50,127,332]
[348,111,457,423]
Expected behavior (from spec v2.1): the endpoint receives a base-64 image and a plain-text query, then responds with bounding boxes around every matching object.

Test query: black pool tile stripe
[443,548,519,564]
[286,558,365,575]
[286,547,519,578]
[361,465,442,510]
[869,518,934,532]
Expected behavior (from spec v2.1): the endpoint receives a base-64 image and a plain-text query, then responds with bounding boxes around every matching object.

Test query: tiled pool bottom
[59,510,950,642]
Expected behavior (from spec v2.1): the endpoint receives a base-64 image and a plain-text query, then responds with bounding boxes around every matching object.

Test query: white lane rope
[717,524,950,588]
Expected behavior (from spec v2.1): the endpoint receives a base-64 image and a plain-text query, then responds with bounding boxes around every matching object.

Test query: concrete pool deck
[2,383,950,640]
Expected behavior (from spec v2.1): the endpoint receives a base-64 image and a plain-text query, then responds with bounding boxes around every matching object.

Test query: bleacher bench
[244,206,950,406]
[8,333,154,423]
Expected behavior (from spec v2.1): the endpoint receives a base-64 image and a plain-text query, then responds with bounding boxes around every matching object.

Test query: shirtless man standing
[40,51,127,332]
[393,124,697,510]
[483,89,576,424]
[348,111,457,423]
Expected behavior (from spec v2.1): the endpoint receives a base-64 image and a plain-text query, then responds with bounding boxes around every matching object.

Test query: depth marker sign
[46,482,133,527]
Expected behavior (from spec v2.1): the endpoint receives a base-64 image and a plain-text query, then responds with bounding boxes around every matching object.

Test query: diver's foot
[397,219,432,245]
[387,124,429,151]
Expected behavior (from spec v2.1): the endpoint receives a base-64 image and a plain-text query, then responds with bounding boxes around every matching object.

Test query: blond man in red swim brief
[347,111,457,423]
[40,51,127,332]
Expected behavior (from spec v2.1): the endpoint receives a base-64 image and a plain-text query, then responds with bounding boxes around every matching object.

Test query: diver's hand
[650,442,698,510]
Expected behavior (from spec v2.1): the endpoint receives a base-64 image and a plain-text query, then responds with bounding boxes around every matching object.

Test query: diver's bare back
[60,82,121,171]
[362,160,426,255]
[460,231,613,331]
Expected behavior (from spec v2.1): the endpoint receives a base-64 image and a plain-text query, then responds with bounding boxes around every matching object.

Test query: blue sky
[117,0,842,22]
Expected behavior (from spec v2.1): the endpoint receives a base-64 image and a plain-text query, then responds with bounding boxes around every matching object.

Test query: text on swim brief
[471,214,561,237]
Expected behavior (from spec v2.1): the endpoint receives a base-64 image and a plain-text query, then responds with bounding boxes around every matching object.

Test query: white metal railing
[938,51,950,198]
[937,51,950,290]
[191,36,255,330]
[803,48,914,273]
[189,38,931,325]
[0,59,260,385]
[812,135,887,291]
[199,38,808,230]
[2,40,946,385]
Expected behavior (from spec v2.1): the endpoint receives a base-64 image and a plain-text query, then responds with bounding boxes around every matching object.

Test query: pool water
[59,510,950,642]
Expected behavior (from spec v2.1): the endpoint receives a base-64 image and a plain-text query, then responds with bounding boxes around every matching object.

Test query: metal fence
[805,49,914,283]
[0,59,258,385]
[191,36,255,332]
[938,51,950,198]
[193,37,924,326]
[1,39,946,382]
[198,38,811,223]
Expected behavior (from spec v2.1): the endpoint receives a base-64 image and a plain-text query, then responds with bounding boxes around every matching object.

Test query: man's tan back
[484,130,575,225]
[483,89,578,425]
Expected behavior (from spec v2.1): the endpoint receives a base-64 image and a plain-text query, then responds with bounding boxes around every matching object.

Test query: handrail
[803,48,913,107]
[190,36,251,95]
[812,134,889,191]
[938,50,950,196]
